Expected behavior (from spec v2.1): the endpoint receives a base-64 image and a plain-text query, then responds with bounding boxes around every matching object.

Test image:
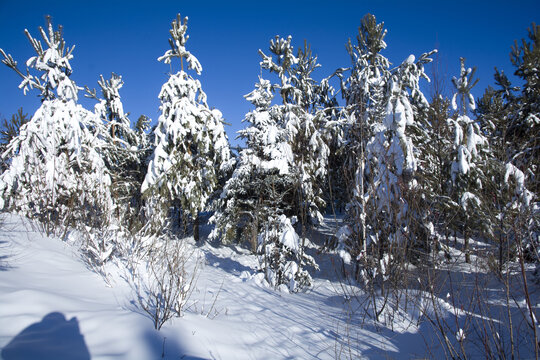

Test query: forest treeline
[0,14,538,295]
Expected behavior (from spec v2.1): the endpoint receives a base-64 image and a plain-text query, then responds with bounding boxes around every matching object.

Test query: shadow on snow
[1,312,90,360]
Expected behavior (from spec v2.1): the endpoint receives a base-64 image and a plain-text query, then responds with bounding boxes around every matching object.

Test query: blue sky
[0,1,538,145]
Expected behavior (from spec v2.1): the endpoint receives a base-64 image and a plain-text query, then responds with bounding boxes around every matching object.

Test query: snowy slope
[0,214,170,359]
[0,214,419,359]
[1,214,537,359]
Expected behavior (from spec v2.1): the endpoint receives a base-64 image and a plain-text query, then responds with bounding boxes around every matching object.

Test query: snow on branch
[158,13,202,75]
[1,16,78,101]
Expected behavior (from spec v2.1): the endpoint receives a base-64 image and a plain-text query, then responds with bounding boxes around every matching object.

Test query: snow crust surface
[1,214,535,359]
[0,215,428,359]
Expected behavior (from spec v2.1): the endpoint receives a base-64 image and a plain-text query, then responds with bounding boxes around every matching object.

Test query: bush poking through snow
[77,227,118,285]
[133,237,199,330]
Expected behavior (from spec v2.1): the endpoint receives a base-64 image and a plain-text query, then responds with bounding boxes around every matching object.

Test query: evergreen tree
[210,78,279,249]
[86,73,149,230]
[420,77,454,260]
[211,35,328,292]
[0,108,29,172]
[259,36,331,232]
[136,114,151,135]
[447,58,487,263]
[211,75,318,292]
[0,17,112,232]
[477,24,540,268]
[141,14,232,240]
[335,14,391,273]
[507,23,540,193]
[478,85,525,271]
[337,14,436,282]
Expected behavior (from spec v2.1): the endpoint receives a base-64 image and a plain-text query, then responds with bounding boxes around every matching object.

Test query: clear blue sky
[0,0,538,145]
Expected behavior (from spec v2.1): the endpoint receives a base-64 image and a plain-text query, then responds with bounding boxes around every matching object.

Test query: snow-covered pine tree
[209,78,278,248]
[211,36,328,292]
[447,57,487,263]
[496,25,540,265]
[477,35,538,269]
[419,75,455,260]
[210,74,318,292]
[337,14,436,284]
[380,51,436,262]
[335,14,390,272]
[259,36,331,232]
[507,23,540,194]
[86,73,149,230]
[362,51,435,282]
[499,24,539,260]
[141,14,232,240]
[0,17,112,233]
[477,84,524,271]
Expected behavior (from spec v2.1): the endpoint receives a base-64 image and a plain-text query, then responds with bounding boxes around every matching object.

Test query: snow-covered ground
[0,214,538,359]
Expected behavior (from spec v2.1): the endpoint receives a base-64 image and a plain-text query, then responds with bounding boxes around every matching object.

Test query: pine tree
[447,57,487,263]
[477,85,519,271]
[477,24,539,268]
[507,23,540,194]
[210,78,277,248]
[259,36,331,232]
[211,36,327,292]
[141,14,232,240]
[0,17,112,232]
[337,14,436,282]
[420,75,455,260]
[136,114,151,135]
[336,14,391,273]
[0,108,29,172]
[86,73,148,230]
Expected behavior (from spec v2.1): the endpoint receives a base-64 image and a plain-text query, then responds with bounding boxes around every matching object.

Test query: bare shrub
[133,237,200,330]
[419,250,539,360]
[79,229,116,286]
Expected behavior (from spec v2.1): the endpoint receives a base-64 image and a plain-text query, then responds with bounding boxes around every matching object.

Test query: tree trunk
[193,212,200,242]
[464,220,470,264]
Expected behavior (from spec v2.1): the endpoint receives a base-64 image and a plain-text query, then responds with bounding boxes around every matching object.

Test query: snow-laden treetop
[97,73,126,120]
[0,16,78,102]
[259,36,298,82]
[157,13,202,75]
[451,57,478,112]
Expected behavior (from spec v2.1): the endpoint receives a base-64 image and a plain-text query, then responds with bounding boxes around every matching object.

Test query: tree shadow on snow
[143,329,209,360]
[0,236,17,271]
[1,312,90,360]
[0,254,13,271]
[0,239,15,271]
[203,249,254,276]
